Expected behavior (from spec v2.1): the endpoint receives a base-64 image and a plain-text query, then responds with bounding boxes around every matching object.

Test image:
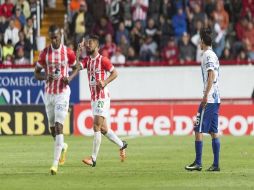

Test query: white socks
[105,129,123,148]
[53,134,64,166]
[91,131,101,161]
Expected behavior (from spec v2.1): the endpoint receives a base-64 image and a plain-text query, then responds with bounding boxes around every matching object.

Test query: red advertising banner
[73,103,254,136]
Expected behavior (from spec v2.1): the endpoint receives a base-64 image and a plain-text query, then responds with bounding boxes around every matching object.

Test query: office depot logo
[73,104,254,136]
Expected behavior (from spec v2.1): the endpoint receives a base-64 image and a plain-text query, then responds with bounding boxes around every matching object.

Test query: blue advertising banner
[0,69,79,104]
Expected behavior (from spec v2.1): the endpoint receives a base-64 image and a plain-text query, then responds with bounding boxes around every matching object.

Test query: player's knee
[210,132,218,139]
[195,132,203,141]
[93,124,101,132]
[101,128,107,135]
[50,126,56,138]
[55,122,63,135]
[100,123,108,135]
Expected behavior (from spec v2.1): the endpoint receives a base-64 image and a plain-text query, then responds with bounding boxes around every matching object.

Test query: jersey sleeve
[36,49,46,68]
[204,53,216,71]
[102,56,114,72]
[67,48,76,67]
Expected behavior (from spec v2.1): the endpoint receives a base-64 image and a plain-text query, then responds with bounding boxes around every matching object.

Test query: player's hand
[46,74,54,83]
[201,95,208,109]
[97,80,106,89]
[62,77,70,85]
[77,38,86,50]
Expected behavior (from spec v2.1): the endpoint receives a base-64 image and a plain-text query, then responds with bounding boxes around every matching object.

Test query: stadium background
[0,0,253,136]
[0,0,254,189]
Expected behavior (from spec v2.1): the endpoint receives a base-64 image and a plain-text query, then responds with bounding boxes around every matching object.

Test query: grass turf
[0,135,254,190]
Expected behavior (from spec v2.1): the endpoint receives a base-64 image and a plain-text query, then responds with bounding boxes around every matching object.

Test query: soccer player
[77,35,128,167]
[185,27,221,172]
[34,25,79,175]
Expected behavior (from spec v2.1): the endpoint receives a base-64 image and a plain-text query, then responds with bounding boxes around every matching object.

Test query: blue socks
[212,138,220,167]
[194,138,220,167]
[195,141,203,166]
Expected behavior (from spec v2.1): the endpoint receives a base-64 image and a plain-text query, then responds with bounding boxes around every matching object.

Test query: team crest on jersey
[205,62,214,68]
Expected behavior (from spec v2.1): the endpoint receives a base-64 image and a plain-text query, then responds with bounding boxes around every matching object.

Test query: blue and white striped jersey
[201,47,220,103]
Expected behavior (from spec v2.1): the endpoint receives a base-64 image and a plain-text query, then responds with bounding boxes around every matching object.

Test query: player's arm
[34,66,47,81]
[73,39,87,72]
[98,68,118,89]
[97,57,118,89]
[201,69,215,108]
[63,64,80,85]
[34,51,52,82]
[62,48,80,85]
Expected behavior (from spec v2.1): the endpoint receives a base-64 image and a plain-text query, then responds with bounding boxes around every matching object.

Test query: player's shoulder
[101,55,110,63]
[204,49,218,60]
[42,46,50,53]
[39,47,49,57]
[65,46,75,55]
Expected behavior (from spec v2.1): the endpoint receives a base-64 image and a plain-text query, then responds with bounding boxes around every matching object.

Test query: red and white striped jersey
[36,44,76,94]
[81,53,114,101]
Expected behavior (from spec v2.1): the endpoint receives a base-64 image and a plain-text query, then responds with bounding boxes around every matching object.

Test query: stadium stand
[0,0,253,67]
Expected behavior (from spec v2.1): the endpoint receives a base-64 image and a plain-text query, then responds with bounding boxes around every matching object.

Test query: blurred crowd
[0,0,37,66]
[65,0,254,64]
[0,0,254,66]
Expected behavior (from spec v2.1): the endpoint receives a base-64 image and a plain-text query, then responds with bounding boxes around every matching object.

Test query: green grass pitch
[0,135,254,190]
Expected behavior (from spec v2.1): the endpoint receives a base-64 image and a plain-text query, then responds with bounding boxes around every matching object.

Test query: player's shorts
[91,98,110,118]
[194,103,220,134]
[44,87,70,126]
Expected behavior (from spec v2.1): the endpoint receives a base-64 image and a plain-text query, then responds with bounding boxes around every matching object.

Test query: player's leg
[101,119,124,147]
[82,115,103,167]
[50,126,56,140]
[45,102,55,139]
[101,119,128,162]
[207,132,220,171]
[185,131,203,171]
[50,122,64,175]
[57,89,70,165]
[101,98,128,161]
[195,132,203,166]
[207,103,220,172]
[45,93,55,139]
[185,104,205,171]
[50,93,69,174]
[47,109,67,166]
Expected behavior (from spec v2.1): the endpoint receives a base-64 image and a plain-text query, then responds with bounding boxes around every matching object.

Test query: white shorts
[91,99,110,118]
[44,87,70,126]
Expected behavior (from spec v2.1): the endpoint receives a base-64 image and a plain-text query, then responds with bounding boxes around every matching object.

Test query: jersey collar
[90,53,100,60]
[51,44,62,51]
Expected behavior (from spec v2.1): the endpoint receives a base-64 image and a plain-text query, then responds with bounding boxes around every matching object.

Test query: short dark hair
[89,34,99,42]
[48,25,60,34]
[200,27,212,46]
[88,34,100,46]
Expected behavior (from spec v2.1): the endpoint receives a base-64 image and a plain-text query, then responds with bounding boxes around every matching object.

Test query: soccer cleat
[120,141,128,162]
[185,162,202,171]
[50,165,58,175]
[82,156,96,167]
[206,165,220,172]
[59,143,68,166]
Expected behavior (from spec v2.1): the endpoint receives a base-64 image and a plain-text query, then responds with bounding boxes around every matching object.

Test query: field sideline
[0,135,254,190]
